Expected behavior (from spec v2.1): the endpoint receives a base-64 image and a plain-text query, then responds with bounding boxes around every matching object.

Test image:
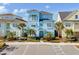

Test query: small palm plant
[17,23,26,36]
[46,32,52,41]
[55,21,64,38]
[6,31,16,41]
[65,29,74,39]
[27,29,36,37]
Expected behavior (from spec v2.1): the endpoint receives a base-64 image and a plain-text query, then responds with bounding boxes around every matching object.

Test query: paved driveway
[0,42,79,55]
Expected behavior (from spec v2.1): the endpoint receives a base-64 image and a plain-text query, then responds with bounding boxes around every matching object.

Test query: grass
[3,36,79,43]
[17,39,40,42]
[43,39,61,43]
[25,39,40,42]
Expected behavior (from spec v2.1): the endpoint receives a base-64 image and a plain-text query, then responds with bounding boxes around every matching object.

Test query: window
[13,23,17,27]
[65,23,71,27]
[31,15,37,20]
[47,23,51,27]
[0,23,1,27]
[6,23,10,29]
[31,25,36,27]
[75,15,79,19]
[40,23,43,26]
[5,16,9,19]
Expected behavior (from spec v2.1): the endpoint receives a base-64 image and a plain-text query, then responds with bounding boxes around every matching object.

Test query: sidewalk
[5,41,79,45]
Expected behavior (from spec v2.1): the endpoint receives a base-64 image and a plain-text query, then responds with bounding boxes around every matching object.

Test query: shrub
[55,37,60,40]
[43,33,52,41]
[52,37,56,40]
[46,32,53,41]
[36,37,40,40]
[6,31,16,41]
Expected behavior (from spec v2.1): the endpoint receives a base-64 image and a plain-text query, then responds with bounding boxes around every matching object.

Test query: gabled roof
[40,11,52,15]
[0,13,17,16]
[0,13,22,18]
[59,11,72,20]
[27,9,39,13]
[16,18,27,22]
[27,9,52,15]
[0,13,27,22]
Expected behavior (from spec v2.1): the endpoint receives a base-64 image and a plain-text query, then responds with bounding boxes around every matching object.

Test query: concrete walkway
[5,42,79,45]
[1,44,79,55]
[0,42,79,55]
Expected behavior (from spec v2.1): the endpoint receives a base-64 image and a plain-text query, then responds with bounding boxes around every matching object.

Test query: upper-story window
[31,25,36,27]
[75,15,79,19]
[31,15,37,20]
[40,23,43,26]
[13,23,17,27]
[47,23,51,27]
[5,16,9,19]
[6,23,10,29]
[0,23,1,27]
[65,23,71,27]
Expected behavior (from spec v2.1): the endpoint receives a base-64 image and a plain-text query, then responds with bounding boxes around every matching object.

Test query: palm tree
[65,29,74,38]
[17,23,26,36]
[55,21,64,38]
[6,31,16,41]
[46,32,52,41]
[27,29,36,37]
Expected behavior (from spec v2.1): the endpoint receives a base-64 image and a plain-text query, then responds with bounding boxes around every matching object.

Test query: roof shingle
[59,11,72,20]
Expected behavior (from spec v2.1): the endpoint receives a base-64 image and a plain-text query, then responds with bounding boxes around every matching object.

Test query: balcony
[39,19,50,21]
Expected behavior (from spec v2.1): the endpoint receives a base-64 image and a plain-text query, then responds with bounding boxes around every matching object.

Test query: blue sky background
[0,3,79,20]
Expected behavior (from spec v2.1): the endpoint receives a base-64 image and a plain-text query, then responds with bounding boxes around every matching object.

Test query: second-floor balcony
[39,18,50,21]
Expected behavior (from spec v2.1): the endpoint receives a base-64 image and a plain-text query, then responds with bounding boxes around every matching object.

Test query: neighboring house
[0,14,26,37]
[27,9,55,37]
[57,10,79,37]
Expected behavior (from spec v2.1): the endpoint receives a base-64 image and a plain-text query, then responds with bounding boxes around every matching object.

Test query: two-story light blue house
[27,9,55,37]
[0,14,26,37]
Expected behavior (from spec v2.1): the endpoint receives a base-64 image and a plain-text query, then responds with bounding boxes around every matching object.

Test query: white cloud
[2,3,9,6]
[13,9,28,20]
[13,9,27,14]
[13,9,18,13]
[0,6,9,14]
[0,6,5,9]
[45,5,50,9]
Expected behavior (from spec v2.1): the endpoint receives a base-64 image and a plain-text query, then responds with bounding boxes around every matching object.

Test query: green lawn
[25,39,40,42]
[43,39,61,43]
[17,39,40,42]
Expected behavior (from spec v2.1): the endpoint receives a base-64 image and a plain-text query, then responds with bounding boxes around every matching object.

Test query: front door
[54,30,58,37]
[39,31,44,37]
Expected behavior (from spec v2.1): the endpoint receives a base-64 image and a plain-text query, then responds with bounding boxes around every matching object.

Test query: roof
[27,9,52,15]
[59,11,72,20]
[16,18,27,22]
[0,13,16,16]
[40,11,52,15]
[27,9,39,13]
[0,13,22,18]
[0,13,26,22]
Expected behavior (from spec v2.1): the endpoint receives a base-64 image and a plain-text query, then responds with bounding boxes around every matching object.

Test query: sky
[0,3,79,20]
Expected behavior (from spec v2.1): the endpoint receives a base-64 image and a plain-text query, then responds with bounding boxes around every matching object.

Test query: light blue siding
[27,10,55,37]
